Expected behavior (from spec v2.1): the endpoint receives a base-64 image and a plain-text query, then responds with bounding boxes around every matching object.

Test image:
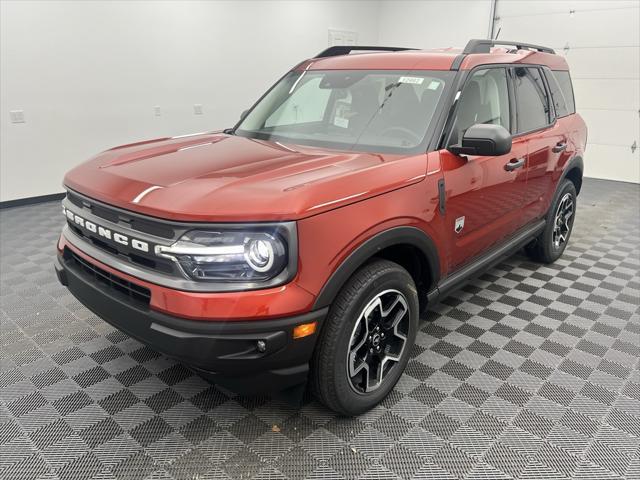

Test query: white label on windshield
[334,116,349,128]
[427,81,441,90]
[398,76,424,85]
[333,101,350,128]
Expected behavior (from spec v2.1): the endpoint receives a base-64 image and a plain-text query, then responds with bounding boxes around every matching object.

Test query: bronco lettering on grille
[63,206,150,253]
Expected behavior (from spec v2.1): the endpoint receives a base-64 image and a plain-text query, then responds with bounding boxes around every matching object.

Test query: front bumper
[55,251,327,393]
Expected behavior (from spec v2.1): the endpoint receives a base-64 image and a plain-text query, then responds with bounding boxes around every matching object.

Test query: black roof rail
[314,45,417,58]
[463,39,555,55]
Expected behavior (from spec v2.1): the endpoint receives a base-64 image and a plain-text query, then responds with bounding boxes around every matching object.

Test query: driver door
[440,67,528,271]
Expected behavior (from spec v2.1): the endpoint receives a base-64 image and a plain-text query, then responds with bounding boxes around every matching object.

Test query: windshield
[235,69,453,154]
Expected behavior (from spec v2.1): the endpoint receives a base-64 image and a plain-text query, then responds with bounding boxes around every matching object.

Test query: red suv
[56,40,587,415]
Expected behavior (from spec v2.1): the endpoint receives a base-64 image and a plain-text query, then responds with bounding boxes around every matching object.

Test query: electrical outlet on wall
[193,104,203,115]
[153,106,162,116]
[10,110,25,123]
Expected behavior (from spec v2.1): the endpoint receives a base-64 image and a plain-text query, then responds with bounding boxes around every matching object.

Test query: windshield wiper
[379,81,402,110]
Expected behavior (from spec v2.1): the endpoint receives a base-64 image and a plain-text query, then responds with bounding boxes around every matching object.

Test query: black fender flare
[559,155,584,193]
[312,226,441,310]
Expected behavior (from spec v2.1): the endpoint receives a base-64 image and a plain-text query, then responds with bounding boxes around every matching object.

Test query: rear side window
[553,71,576,114]
[544,68,570,117]
[513,67,551,133]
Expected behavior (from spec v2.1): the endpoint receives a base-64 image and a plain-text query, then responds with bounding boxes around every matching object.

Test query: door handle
[504,158,525,171]
[552,142,567,153]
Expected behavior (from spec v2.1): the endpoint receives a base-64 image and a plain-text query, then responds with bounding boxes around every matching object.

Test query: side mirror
[240,109,249,121]
[448,124,512,157]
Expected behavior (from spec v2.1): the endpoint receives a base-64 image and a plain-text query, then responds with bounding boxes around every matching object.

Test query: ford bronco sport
[56,40,587,415]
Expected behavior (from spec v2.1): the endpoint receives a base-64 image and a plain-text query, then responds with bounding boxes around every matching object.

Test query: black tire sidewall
[326,265,418,415]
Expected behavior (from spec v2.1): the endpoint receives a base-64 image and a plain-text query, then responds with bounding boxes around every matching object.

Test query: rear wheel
[311,259,418,416]
[526,179,577,263]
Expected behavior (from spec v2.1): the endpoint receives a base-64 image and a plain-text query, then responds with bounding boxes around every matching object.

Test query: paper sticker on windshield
[333,101,350,128]
[398,76,424,85]
[427,81,441,90]
[334,116,349,128]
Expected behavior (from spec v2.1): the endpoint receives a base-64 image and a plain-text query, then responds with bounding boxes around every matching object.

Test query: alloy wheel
[553,192,574,249]
[346,289,409,394]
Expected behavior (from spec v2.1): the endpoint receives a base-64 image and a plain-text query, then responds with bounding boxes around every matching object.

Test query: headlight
[155,225,295,284]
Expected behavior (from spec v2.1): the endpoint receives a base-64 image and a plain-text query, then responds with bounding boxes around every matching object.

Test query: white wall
[377,0,493,48]
[0,0,380,202]
[494,0,640,183]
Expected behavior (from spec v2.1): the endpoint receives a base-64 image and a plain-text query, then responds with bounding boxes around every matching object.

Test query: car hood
[64,133,427,222]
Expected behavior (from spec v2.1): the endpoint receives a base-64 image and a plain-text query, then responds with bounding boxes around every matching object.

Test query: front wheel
[311,259,419,416]
[526,179,577,263]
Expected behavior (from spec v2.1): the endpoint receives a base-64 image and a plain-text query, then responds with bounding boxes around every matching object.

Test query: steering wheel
[380,126,422,144]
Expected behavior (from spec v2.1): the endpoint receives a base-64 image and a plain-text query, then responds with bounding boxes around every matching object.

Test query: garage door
[493,0,640,183]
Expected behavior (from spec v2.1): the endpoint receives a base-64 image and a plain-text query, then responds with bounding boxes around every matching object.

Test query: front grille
[65,190,182,276]
[64,248,151,306]
[67,223,174,274]
[66,190,175,239]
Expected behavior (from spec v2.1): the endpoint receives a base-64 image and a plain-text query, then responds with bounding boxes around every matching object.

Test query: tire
[311,259,419,416]
[526,179,577,263]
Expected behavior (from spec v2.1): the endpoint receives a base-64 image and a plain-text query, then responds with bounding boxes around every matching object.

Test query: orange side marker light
[293,322,317,339]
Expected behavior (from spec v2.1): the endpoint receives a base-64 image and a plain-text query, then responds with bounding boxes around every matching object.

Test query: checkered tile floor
[1,178,638,480]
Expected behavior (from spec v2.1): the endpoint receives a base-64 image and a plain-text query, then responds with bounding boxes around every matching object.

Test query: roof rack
[314,45,416,58]
[463,39,555,54]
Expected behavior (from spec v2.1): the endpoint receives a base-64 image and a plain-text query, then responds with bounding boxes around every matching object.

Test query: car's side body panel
[297,156,445,301]
[438,135,529,271]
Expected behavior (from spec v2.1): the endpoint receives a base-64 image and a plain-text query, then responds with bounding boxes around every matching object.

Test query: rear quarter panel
[565,113,588,158]
[528,114,587,218]
[555,113,587,197]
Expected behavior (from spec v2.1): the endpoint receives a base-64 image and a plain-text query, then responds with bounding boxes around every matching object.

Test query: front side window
[236,69,453,154]
[514,67,551,133]
[448,67,510,146]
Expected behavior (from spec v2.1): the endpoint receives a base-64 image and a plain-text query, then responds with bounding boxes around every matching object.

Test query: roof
[305,50,461,71]
[300,41,569,72]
